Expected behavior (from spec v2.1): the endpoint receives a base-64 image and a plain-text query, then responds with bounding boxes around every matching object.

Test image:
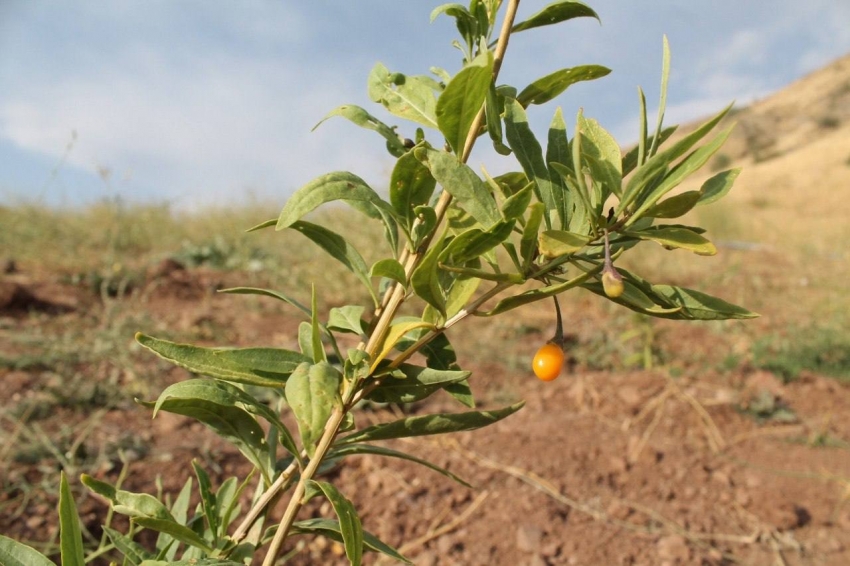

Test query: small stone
[517,524,544,553]
[656,535,690,563]
[416,551,438,566]
[25,516,45,529]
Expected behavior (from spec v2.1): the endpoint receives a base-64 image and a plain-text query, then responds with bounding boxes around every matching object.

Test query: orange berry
[532,342,564,381]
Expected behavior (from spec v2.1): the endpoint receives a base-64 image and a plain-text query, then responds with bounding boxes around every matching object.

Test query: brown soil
[2,264,849,566]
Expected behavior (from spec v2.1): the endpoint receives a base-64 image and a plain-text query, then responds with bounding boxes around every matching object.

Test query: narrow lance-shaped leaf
[578,111,622,198]
[436,49,494,155]
[485,81,512,155]
[314,104,407,157]
[389,150,437,232]
[290,518,411,564]
[191,461,219,541]
[546,108,571,229]
[644,190,701,218]
[511,1,600,33]
[651,285,759,320]
[410,229,448,317]
[337,401,524,444]
[618,103,733,216]
[371,319,435,371]
[367,364,471,404]
[102,526,154,564]
[151,378,301,461]
[517,65,610,107]
[629,125,735,224]
[330,444,471,488]
[625,226,717,256]
[0,536,59,566]
[276,171,398,231]
[649,35,671,158]
[414,147,500,228]
[504,98,559,228]
[136,333,302,388]
[440,220,515,265]
[310,285,326,364]
[59,472,85,566]
[538,230,591,258]
[698,168,741,205]
[285,362,342,457]
[309,481,364,566]
[368,63,439,129]
[290,221,378,307]
[141,396,272,484]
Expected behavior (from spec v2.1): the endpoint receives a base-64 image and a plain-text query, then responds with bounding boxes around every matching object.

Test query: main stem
[262,2,521,563]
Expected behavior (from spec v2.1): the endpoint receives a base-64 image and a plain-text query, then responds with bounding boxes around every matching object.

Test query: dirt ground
[2,263,849,566]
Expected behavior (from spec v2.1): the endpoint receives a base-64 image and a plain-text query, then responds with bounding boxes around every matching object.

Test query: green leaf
[102,526,154,564]
[368,63,439,129]
[370,258,407,288]
[80,475,215,554]
[444,266,481,319]
[389,150,437,232]
[619,103,733,216]
[285,362,342,457]
[0,536,55,566]
[310,285,325,364]
[414,147,500,228]
[622,125,677,177]
[192,461,219,540]
[411,231,448,317]
[644,190,701,218]
[308,482,363,566]
[219,286,310,317]
[501,182,534,221]
[212,347,311,376]
[649,35,671,157]
[367,364,471,404]
[538,230,590,258]
[313,104,406,157]
[629,126,735,223]
[430,3,471,24]
[511,1,600,33]
[504,98,558,228]
[626,225,717,255]
[338,401,524,444]
[290,518,411,564]
[141,397,271,483]
[546,108,571,229]
[411,205,438,250]
[328,305,367,335]
[485,82,512,155]
[276,171,396,231]
[441,220,515,265]
[651,285,759,320]
[517,65,610,107]
[133,517,214,554]
[698,168,741,205]
[578,112,622,198]
[290,221,378,307]
[436,50,494,155]
[58,472,85,566]
[330,444,471,488]
[520,202,545,268]
[136,333,295,388]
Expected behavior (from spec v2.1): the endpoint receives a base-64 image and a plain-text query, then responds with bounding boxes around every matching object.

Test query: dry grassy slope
[667,53,850,253]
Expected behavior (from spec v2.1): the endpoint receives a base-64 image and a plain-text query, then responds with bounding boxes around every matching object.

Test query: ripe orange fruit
[532,342,564,381]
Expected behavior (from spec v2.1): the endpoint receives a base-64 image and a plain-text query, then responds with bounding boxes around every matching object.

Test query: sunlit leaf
[367,364,471,404]
[390,150,437,232]
[368,63,439,129]
[578,111,622,198]
[651,285,759,320]
[436,50,493,155]
[285,362,342,457]
[337,401,524,444]
[414,147,500,228]
[314,104,406,157]
[290,221,378,307]
[328,305,367,335]
[330,444,471,488]
[372,319,435,371]
[0,536,55,566]
[644,190,701,218]
[698,168,741,205]
[478,263,603,315]
[626,225,717,255]
[308,482,363,566]
[538,230,590,258]
[58,472,85,566]
[511,1,600,33]
[517,65,610,107]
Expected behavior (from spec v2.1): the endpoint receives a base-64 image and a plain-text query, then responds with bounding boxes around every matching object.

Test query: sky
[1,1,848,210]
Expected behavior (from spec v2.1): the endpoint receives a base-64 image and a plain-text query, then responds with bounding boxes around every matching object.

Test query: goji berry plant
[0,1,756,564]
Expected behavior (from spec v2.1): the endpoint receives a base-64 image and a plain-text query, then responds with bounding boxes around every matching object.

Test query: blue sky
[1,1,848,209]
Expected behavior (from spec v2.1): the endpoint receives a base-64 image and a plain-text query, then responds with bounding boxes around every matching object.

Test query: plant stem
[261,3,522,563]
